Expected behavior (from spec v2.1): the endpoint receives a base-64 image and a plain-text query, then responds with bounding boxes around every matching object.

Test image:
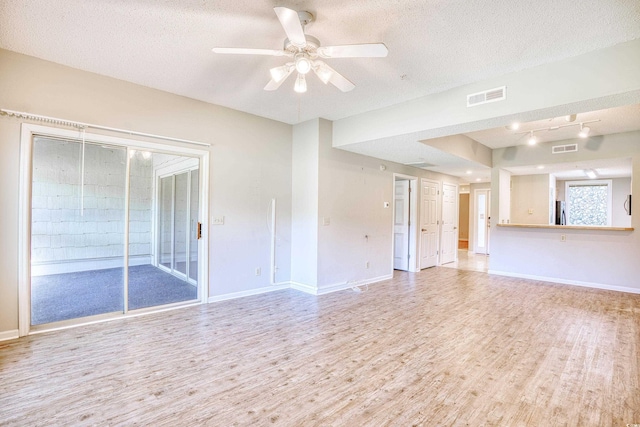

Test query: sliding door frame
[18,123,210,336]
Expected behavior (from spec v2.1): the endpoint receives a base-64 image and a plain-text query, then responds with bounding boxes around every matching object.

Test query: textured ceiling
[465,104,640,149]
[1,0,639,125]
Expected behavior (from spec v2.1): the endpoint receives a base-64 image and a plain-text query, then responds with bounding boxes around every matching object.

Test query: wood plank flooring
[1,268,639,426]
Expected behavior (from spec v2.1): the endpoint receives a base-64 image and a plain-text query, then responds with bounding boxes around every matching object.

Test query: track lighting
[294,73,307,93]
[578,124,590,138]
[510,117,599,146]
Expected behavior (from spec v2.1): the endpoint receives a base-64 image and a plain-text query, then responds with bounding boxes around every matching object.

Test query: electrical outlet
[211,216,224,225]
[560,235,566,242]
[365,261,370,269]
[255,267,261,276]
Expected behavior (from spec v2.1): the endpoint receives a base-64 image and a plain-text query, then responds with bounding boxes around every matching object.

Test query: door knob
[453,227,457,230]
[422,228,427,232]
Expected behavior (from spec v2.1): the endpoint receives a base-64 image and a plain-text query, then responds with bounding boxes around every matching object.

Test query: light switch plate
[322,217,330,226]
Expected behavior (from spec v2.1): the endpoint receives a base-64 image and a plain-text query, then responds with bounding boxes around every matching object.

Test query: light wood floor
[441,250,490,273]
[1,268,639,426]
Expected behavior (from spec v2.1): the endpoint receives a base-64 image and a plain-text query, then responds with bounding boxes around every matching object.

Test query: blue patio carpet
[31,264,197,325]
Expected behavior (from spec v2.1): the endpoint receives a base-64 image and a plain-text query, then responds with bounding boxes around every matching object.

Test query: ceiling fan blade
[313,61,355,92]
[273,7,307,48]
[212,47,286,56]
[264,67,294,91]
[317,43,388,58]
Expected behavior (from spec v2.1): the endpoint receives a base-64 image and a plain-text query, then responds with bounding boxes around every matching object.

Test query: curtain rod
[0,108,211,147]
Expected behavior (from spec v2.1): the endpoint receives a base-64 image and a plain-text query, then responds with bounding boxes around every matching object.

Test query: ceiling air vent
[552,143,578,154]
[467,86,506,107]
[404,162,435,169]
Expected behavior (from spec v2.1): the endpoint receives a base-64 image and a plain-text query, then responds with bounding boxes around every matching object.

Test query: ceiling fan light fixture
[294,54,312,74]
[294,73,307,93]
[314,62,333,84]
[269,64,292,83]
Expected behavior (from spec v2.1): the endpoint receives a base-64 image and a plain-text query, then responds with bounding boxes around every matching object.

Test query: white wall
[290,120,319,287]
[510,174,550,224]
[490,131,640,291]
[0,48,292,334]
[289,118,461,292]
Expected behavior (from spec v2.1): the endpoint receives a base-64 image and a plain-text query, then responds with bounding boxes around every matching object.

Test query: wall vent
[467,86,506,107]
[552,143,578,154]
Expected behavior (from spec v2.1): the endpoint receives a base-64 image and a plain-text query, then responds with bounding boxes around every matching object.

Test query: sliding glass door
[128,153,200,311]
[30,137,201,327]
[30,137,127,325]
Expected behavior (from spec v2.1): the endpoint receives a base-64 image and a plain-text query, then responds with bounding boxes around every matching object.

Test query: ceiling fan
[212,7,388,93]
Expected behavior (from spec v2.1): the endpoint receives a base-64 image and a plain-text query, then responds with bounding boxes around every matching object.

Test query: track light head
[578,124,590,138]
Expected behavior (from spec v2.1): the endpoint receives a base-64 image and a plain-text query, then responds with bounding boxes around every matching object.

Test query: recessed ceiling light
[475,178,482,182]
[527,131,537,145]
[585,169,598,179]
[537,165,545,170]
[509,122,520,130]
[466,170,472,174]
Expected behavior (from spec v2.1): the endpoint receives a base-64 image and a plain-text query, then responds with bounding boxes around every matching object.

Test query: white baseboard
[291,274,393,296]
[0,329,19,342]
[208,283,290,303]
[289,281,317,295]
[488,270,640,295]
[32,255,152,276]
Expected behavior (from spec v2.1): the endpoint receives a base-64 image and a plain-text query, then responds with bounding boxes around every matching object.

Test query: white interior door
[420,179,439,269]
[475,189,491,255]
[393,180,410,270]
[440,183,458,264]
[487,190,492,254]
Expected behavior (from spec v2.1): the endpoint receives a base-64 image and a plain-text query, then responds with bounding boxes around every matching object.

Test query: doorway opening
[458,191,470,250]
[474,188,491,255]
[392,174,418,272]
[20,124,209,334]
